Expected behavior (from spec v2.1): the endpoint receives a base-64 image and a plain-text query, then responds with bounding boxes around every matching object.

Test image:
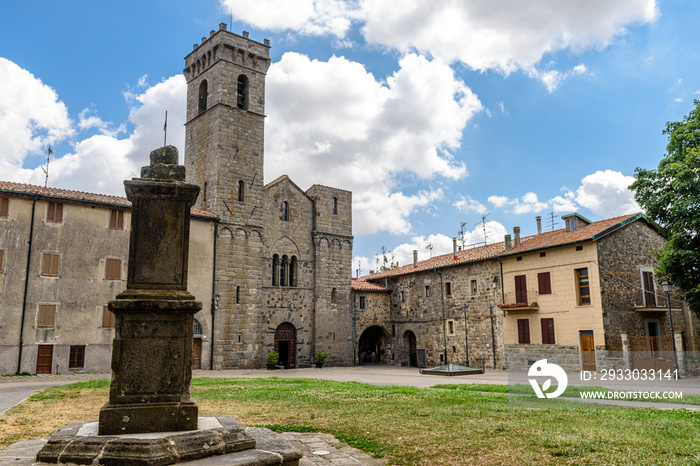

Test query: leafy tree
[631,99,700,315]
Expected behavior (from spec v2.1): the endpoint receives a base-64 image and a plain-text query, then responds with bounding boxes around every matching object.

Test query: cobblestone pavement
[281,432,387,466]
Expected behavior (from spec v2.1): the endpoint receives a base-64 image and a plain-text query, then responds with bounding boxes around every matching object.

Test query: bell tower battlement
[183,23,270,226]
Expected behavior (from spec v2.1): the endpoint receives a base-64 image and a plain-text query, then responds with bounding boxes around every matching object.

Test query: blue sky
[1,0,699,275]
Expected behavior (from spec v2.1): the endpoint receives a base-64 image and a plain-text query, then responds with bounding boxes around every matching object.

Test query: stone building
[0,182,216,375]
[0,24,354,374]
[353,213,699,372]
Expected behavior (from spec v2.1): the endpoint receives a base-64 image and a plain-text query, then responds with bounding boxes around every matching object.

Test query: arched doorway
[403,330,418,367]
[274,323,296,369]
[192,319,203,370]
[359,326,389,364]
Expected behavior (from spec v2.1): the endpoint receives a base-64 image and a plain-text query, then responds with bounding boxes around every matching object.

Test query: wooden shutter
[541,318,555,344]
[102,306,116,327]
[42,253,60,277]
[38,304,56,327]
[47,202,63,223]
[515,275,527,303]
[0,249,4,272]
[537,272,551,295]
[642,271,656,307]
[517,319,530,344]
[110,210,124,230]
[0,197,8,217]
[105,259,121,280]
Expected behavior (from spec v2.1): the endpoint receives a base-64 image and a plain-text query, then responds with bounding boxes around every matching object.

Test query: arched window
[280,255,288,286]
[333,197,338,215]
[272,254,279,286]
[282,201,289,221]
[289,256,297,287]
[236,286,241,304]
[331,288,337,304]
[237,75,249,110]
[238,180,245,202]
[198,80,208,114]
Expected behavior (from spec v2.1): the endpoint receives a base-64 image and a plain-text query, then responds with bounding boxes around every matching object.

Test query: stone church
[0,24,354,375]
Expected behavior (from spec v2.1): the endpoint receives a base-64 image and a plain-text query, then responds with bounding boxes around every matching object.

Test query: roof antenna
[41,145,53,188]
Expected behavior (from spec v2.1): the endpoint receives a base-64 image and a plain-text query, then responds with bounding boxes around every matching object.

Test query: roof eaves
[498,237,594,259]
[591,213,650,241]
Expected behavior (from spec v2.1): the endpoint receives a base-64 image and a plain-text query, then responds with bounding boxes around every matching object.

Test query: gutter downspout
[434,268,448,365]
[353,292,357,365]
[18,197,37,374]
[209,219,219,371]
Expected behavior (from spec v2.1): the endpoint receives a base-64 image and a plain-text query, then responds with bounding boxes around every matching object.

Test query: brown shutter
[106,259,121,280]
[55,203,63,222]
[0,249,4,272]
[0,197,8,217]
[517,319,530,344]
[102,306,116,327]
[47,202,54,221]
[642,271,656,307]
[515,275,527,303]
[541,318,554,344]
[38,304,56,327]
[51,254,60,277]
[538,272,551,295]
[117,210,123,229]
[42,253,59,276]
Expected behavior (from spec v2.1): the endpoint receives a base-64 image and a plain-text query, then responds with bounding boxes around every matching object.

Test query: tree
[630,99,700,315]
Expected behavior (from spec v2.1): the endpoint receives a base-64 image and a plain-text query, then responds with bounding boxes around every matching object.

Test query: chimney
[536,216,542,234]
[505,234,512,251]
[413,250,418,267]
[514,227,521,247]
[369,270,374,275]
[453,237,458,260]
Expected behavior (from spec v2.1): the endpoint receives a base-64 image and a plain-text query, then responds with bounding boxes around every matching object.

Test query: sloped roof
[351,278,389,291]
[0,181,218,219]
[361,213,649,282]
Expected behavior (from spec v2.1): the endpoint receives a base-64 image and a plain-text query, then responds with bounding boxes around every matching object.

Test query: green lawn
[1,377,699,465]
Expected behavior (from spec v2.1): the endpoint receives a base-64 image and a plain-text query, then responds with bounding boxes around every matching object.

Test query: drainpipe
[209,219,219,370]
[18,197,37,374]
[353,292,357,365]
[434,268,448,365]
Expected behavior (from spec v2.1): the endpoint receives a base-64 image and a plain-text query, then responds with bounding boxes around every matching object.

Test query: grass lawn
[0,377,698,465]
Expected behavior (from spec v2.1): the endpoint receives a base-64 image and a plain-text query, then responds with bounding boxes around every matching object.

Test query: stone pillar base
[98,401,198,435]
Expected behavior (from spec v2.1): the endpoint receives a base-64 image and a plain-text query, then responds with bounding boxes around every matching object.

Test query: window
[237,75,249,110]
[517,319,530,344]
[46,202,63,223]
[331,288,337,304]
[203,182,207,204]
[280,255,288,286]
[236,286,241,304]
[641,270,656,307]
[515,275,527,303]
[576,268,591,305]
[445,282,452,297]
[193,320,203,336]
[105,258,122,280]
[289,256,297,287]
[470,279,477,294]
[576,245,583,251]
[333,197,338,215]
[109,209,124,230]
[282,201,289,221]
[541,318,555,344]
[272,254,279,286]
[0,197,8,218]
[198,80,208,113]
[69,346,85,369]
[0,249,4,273]
[238,180,245,202]
[401,291,405,303]
[446,320,455,336]
[424,285,431,298]
[38,304,56,327]
[359,296,366,310]
[102,306,116,328]
[537,272,551,295]
[41,253,60,277]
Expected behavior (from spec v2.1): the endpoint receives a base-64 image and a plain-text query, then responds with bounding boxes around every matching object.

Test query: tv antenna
[425,242,433,258]
[479,213,490,245]
[41,145,53,188]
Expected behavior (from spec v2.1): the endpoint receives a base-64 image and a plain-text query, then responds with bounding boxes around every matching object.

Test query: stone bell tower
[183,24,271,368]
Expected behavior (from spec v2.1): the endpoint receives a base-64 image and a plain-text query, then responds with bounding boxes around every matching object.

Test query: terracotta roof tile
[351,278,389,291]
[0,181,218,220]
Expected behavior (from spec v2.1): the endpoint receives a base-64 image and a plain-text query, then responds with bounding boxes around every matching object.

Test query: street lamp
[660,279,680,379]
[461,304,469,367]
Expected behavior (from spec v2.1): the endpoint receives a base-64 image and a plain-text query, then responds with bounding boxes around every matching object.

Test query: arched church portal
[274,323,297,369]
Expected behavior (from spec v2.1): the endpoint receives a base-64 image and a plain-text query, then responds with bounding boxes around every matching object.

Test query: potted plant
[266,350,279,370]
[315,351,328,368]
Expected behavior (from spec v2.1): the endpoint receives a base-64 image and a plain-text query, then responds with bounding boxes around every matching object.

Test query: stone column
[620,331,631,370]
[99,146,202,435]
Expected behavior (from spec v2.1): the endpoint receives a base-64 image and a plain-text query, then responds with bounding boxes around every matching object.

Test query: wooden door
[192,338,202,370]
[274,323,296,369]
[36,345,53,374]
[579,331,596,371]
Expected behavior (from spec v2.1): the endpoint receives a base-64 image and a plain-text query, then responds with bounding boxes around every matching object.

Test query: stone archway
[403,330,418,367]
[359,325,389,364]
[274,322,297,369]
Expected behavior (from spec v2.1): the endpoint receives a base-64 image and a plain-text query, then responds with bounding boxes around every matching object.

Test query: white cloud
[1,58,187,196]
[573,169,640,216]
[488,170,640,219]
[453,195,487,214]
[265,52,481,234]
[0,58,73,167]
[221,0,364,37]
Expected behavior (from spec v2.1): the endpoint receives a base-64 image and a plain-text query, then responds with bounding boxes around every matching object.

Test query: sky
[1,0,699,276]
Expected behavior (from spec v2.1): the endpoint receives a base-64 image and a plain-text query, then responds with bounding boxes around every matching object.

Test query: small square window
[539,252,546,257]
[576,245,583,251]
[46,202,63,223]
[69,346,85,369]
